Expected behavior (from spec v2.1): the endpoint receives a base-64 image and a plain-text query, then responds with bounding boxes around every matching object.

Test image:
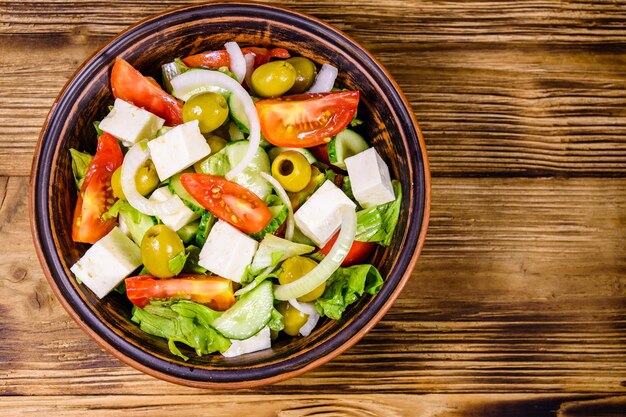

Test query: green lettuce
[182,245,208,274]
[69,148,92,191]
[267,308,284,332]
[131,300,230,361]
[315,265,384,320]
[102,200,155,245]
[355,180,402,247]
[250,234,314,274]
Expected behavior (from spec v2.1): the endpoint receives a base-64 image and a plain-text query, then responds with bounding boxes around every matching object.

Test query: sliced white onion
[274,207,356,300]
[225,41,246,83]
[121,143,180,216]
[170,70,260,180]
[307,63,338,93]
[244,53,255,88]
[260,172,294,241]
[299,310,320,337]
[288,299,318,316]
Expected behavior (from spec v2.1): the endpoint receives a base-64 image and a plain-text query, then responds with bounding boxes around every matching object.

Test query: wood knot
[9,265,27,283]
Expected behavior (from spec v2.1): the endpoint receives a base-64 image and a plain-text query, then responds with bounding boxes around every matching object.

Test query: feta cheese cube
[198,220,258,282]
[294,180,356,247]
[344,148,395,209]
[99,98,164,146]
[149,187,199,231]
[221,326,271,358]
[147,120,211,181]
[70,227,141,299]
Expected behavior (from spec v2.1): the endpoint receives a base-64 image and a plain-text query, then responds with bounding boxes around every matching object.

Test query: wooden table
[2,0,626,415]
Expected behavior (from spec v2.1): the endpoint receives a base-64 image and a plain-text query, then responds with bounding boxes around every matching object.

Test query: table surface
[2,0,626,415]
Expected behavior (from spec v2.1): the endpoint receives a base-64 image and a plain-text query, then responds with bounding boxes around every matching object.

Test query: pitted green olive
[271,151,312,193]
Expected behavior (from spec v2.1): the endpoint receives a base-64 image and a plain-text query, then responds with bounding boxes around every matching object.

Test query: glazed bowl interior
[31,2,429,387]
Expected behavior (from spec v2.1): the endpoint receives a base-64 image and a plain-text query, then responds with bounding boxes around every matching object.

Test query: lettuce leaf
[267,308,284,332]
[102,200,156,245]
[354,180,402,247]
[69,148,92,191]
[131,300,230,361]
[315,264,383,320]
[250,234,314,274]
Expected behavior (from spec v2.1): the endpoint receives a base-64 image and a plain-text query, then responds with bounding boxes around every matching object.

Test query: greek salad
[69,42,401,359]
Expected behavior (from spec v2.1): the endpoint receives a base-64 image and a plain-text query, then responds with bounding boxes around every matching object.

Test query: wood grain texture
[3,0,626,413]
[1,1,625,176]
[3,176,626,395]
[2,394,626,417]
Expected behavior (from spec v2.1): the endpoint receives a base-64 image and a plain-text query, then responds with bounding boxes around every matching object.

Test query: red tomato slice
[125,275,235,310]
[72,133,123,243]
[110,57,183,126]
[182,47,291,69]
[256,91,360,148]
[180,174,272,234]
[319,232,377,267]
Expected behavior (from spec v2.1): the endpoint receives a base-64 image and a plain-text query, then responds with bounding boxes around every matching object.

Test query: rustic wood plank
[4,176,626,394]
[2,38,625,176]
[2,0,626,43]
[1,394,626,416]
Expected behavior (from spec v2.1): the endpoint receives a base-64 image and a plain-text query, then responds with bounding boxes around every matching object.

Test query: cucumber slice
[268,147,317,164]
[224,141,271,199]
[161,59,189,94]
[327,129,369,170]
[195,211,216,247]
[168,173,205,213]
[228,121,245,141]
[177,219,200,244]
[228,94,249,134]
[212,281,274,340]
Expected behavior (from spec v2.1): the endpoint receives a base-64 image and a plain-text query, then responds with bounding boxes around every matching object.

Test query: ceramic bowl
[30,2,430,388]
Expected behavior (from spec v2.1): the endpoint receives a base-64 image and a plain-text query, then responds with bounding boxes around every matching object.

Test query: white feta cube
[70,227,141,299]
[344,147,395,209]
[149,187,199,231]
[198,220,258,283]
[294,180,356,247]
[99,98,164,146]
[221,326,271,358]
[147,120,211,181]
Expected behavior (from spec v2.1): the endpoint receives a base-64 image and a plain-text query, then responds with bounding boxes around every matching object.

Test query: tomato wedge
[180,174,272,234]
[110,57,183,126]
[319,232,377,267]
[125,275,235,310]
[72,133,123,243]
[256,91,360,148]
[182,47,290,69]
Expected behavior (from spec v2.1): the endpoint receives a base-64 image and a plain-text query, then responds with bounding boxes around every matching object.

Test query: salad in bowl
[68,42,402,360]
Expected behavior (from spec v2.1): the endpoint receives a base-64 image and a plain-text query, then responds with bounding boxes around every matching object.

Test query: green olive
[250,61,296,98]
[276,302,308,336]
[111,166,125,200]
[140,225,185,278]
[135,160,160,196]
[279,256,325,302]
[183,92,229,133]
[271,151,312,193]
[286,57,317,94]
[111,160,158,199]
